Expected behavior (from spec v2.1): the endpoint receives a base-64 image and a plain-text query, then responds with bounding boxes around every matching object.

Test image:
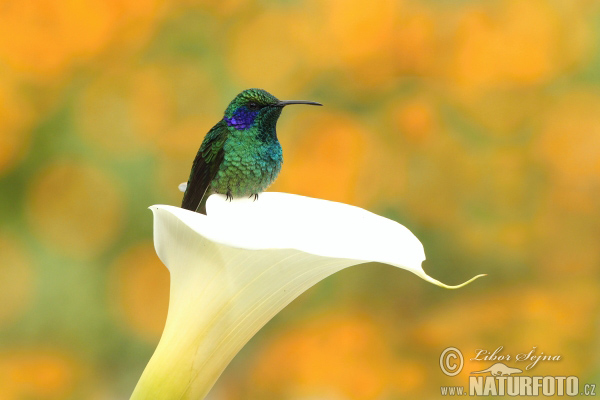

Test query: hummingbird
[181,88,322,214]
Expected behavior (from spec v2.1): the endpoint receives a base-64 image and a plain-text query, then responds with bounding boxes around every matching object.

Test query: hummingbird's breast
[211,133,283,197]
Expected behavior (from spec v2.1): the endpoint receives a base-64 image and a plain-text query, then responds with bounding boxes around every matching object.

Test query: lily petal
[131,193,484,399]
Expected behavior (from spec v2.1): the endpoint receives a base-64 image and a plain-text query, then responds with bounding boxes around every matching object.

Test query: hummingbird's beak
[276,100,323,107]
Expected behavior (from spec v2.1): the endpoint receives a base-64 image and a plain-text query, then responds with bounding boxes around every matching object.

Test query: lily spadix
[131,193,484,399]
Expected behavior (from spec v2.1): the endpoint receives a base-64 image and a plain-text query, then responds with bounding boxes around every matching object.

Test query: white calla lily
[131,193,484,399]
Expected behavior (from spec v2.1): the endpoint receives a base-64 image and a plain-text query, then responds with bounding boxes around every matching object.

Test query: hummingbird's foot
[226,191,233,201]
[249,193,259,201]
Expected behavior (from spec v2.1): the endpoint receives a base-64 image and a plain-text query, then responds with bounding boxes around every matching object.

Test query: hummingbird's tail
[197,196,208,215]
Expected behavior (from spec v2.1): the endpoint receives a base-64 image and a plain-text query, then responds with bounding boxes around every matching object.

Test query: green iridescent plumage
[181,88,322,214]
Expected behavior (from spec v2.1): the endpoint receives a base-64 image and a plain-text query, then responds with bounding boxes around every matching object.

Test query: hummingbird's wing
[181,121,228,214]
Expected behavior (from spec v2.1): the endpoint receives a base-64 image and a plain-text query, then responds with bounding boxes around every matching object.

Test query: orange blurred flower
[109,242,169,340]
[250,313,404,399]
[274,111,371,205]
[0,0,165,78]
[0,349,81,400]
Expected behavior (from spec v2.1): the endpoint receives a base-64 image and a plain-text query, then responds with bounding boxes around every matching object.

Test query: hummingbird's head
[224,88,321,133]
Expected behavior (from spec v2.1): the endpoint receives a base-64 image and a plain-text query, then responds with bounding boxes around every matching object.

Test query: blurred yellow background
[0,0,599,398]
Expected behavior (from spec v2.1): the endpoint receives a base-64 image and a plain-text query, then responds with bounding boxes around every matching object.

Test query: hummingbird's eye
[247,102,261,111]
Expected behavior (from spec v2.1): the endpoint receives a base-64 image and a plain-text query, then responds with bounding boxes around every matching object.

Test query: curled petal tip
[414,271,486,290]
[438,273,487,290]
